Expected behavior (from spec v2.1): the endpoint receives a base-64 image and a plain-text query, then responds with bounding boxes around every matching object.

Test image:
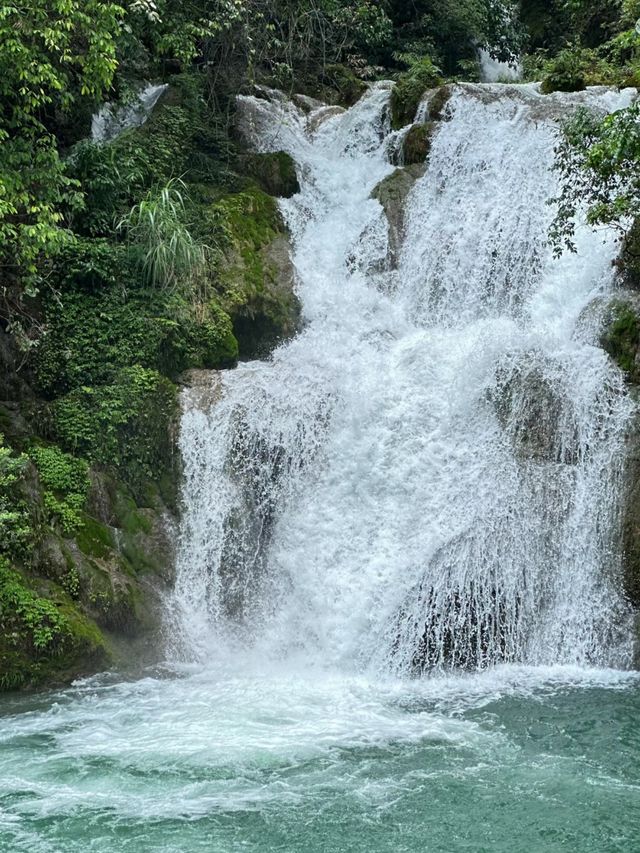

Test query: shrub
[51,366,178,488]
[0,560,68,653]
[29,445,89,535]
[391,57,442,129]
[0,436,30,558]
[117,178,208,290]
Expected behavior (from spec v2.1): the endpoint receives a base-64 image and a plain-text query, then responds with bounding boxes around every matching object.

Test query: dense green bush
[0,560,68,653]
[29,446,89,535]
[0,436,30,558]
[51,366,178,487]
[34,242,237,396]
[391,57,443,128]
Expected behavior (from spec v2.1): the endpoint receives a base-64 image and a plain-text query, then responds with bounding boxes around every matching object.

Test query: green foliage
[550,103,640,254]
[29,446,89,535]
[539,44,618,92]
[386,0,520,75]
[0,435,30,557]
[51,366,178,487]
[118,179,208,289]
[391,57,442,129]
[0,559,68,652]
[0,1,124,286]
[34,243,238,395]
[601,302,640,380]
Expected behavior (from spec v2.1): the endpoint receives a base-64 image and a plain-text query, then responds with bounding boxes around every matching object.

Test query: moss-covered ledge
[212,186,301,358]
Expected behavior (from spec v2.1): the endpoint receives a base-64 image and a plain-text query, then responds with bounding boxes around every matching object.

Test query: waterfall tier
[172,82,637,674]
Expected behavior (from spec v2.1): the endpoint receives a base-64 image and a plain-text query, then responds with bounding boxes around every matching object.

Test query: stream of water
[2,82,640,851]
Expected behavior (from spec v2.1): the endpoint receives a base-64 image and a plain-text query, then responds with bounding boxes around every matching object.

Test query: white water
[479,49,521,82]
[3,81,640,853]
[172,82,637,676]
[91,83,168,143]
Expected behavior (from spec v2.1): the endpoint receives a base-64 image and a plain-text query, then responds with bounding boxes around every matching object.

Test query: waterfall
[91,82,168,143]
[171,81,637,674]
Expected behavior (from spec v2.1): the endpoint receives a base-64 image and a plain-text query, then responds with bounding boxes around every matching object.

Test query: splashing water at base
[1,664,639,852]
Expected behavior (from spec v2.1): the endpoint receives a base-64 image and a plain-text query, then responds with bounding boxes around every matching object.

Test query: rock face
[598,293,640,621]
[371,164,425,268]
[237,151,300,198]
[601,297,640,382]
[401,124,432,165]
[214,187,301,358]
[493,361,572,464]
[602,295,640,609]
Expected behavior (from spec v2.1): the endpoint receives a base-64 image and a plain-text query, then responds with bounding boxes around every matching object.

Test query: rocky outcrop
[213,187,301,358]
[237,151,300,198]
[371,164,425,268]
[492,361,573,464]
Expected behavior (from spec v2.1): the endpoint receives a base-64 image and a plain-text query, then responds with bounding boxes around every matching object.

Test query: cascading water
[172,81,637,675]
[4,81,640,853]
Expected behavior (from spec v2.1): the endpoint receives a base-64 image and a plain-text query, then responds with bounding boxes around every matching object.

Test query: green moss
[75,514,115,559]
[239,151,299,198]
[391,58,442,130]
[35,245,238,395]
[622,218,640,290]
[402,124,432,165]
[51,366,178,491]
[212,187,300,357]
[601,302,640,380]
[0,559,109,691]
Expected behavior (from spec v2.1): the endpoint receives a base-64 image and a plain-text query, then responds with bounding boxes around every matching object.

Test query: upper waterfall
[172,81,637,674]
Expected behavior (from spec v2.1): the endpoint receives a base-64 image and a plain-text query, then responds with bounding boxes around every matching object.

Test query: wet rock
[401,123,433,165]
[622,410,640,608]
[493,363,577,464]
[618,219,640,291]
[214,188,301,358]
[600,296,640,383]
[371,165,425,268]
[307,105,345,134]
[180,369,223,413]
[422,85,454,122]
[292,93,324,114]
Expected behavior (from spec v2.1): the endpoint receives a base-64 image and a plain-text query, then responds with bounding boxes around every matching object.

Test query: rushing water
[2,82,640,851]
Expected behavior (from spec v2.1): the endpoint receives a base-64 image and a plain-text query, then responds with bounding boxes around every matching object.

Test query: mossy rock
[239,151,299,198]
[371,164,425,268]
[426,86,453,122]
[402,124,433,166]
[601,301,640,382]
[214,187,301,358]
[620,219,640,290]
[0,561,110,691]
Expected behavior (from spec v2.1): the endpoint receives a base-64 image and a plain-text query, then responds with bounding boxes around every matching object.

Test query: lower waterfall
[173,82,636,673]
